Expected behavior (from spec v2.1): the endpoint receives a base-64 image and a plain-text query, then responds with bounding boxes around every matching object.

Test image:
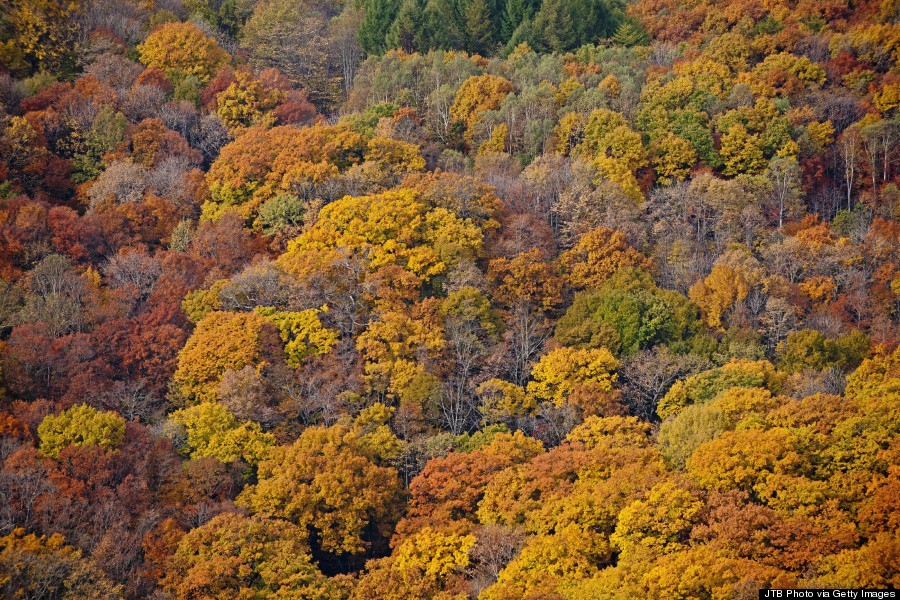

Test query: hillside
[0,0,898,597]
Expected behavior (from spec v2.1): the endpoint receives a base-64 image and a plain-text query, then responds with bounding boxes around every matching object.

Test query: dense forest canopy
[0,0,898,597]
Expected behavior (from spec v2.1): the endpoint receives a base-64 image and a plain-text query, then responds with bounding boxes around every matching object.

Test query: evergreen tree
[387,0,425,52]
[612,19,650,47]
[531,0,575,52]
[359,0,401,54]
[502,0,539,41]
[465,0,497,55]
[423,0,467,50]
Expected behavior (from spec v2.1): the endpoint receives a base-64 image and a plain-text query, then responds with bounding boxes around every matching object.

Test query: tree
[764,157,803,227]
[138,22,230,85]
[353,527,476,599]
[162,512,343,600]
[236,420,402,556]
[656,359,783,420]
[719,122,766,176]
[610,480,702,559]
[450,74,514,140]
[688,249,763,330]
[526,346,619,412]
[651,134,697,186]
[0,528,123,600]
[555,270,699,356]
[488,249,564,385]
[0,0,80,75]
[255,306,339,366]
[241,0,340,108]
[171,311,283,405]
[358,0,401,55]
[37,404,126,458]
[559,227,653,290]
[394,431,542,537]
[167,402,275,465]
[465,0,497,55]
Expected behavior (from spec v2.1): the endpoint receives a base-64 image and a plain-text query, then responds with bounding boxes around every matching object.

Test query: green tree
[359,0,401,55]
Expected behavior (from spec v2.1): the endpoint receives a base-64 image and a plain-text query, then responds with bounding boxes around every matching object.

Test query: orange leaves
[559,227,653,290]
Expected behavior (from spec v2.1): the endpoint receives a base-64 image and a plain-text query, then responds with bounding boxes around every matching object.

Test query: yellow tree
[0,0,80,73]
[688,249,764,330]
[352,528,475,600]
[526,346,620,413]
[573,108,648,201]
[167,402,275,465]
[236,420,402,555]
[37,404,126,458]
[0,528,123,599]
[162,513,344,600]
[450,74,514,140]
[171,311,282,404]
[215,70,282,132]
[138,22,230,84]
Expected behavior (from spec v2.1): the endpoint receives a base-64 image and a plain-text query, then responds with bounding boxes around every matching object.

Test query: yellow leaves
[554,112,584,155]
[172,311,277,404]
[423,207,484,266]
[798,275,837,305]
[138,22,230,84]
[236,421,401,555]
[571,109,648,201]
[673,57,734,98]
[37,404,126,458]
[1,0,79,72]
[718,122,766,176]
[477,378,537,421]
[526,346,619,408]
[480,526,600,600]
[450,74,514,139]
[610,480,703,558]
[710,387,781,426]
[392,527,475,580]
[181,279,228,324]
[685,427,802,493]
[651,134,697,186]
[0,528,123,599]
[280,190,481,282]
[478,123,509,154]
[688,249,763,329]
[255,306,338,365]
[566,415,652,450]
[356,300,446,398]
[163,513,343,600]
[559,227,653,290]
[215,71,281,133]
[749,52,826,97]
[167,402,275,465]
[795,118,833,152]
[366,136,426,172]
[873,82,900,115]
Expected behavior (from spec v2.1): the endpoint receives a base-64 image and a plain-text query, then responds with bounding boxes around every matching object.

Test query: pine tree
[387,0,424,52]
[359,0,401,55]
[465,0,497,55]
[612,20,650,47]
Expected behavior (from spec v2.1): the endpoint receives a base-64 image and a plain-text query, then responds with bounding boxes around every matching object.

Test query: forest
[0,0,898,597]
